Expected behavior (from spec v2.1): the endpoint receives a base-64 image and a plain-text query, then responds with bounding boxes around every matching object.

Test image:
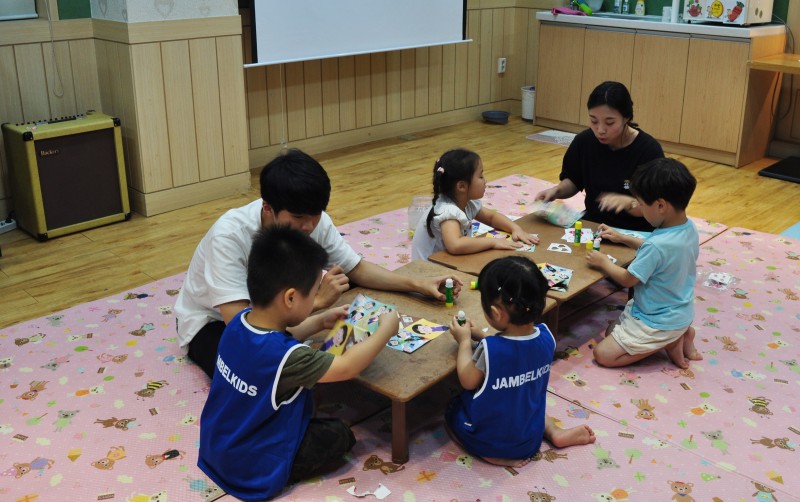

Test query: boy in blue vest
[587,157,701,369]
[446,256,596,467]
[198,225,400,501]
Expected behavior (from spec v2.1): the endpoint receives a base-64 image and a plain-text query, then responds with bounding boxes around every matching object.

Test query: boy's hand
[320,304,349,330]
[377,311,400,335]
[586,250,611,269]
[596,224,621,243]
[449,316,472,344]
[316,265,349,309]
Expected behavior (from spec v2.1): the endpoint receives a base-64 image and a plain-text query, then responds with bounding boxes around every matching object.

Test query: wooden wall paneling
[266,65,285,145]
[490,9,504,102]
[216,35,249,175]
[94,40,114,116]
[130,42,172,192]
[0,46,23,211]
[245,66,269,149]
[509,7,529,99]
[414,48,429,117]
[478,9,495,104]
[113,42,144,193]
[354,54,371,129]
[428,45,443,115]
[369,53,387,126]
[400,49,415,120]
[284,62,306,142]
[42,41,77,119]
[338,56,356,132]
[321,58,340,135]
[441,44,456,112]
[466,11,481,107]
[14,44,50,120]
[190,38,226,181]
[161,40,199,187]
[68,39,101,114]
[525,10,538,89]
[303,60,324,138]
[385,51,401,122]
[454,39,468,110]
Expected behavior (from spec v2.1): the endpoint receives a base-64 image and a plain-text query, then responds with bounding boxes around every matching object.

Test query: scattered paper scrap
[347,483,391,499]
[547,243,572,254]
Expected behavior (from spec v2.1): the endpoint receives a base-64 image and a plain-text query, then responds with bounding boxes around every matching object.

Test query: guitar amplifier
[2,111,131,240]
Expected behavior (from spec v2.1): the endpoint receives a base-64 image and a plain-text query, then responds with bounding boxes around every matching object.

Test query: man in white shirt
[175,149,461,377]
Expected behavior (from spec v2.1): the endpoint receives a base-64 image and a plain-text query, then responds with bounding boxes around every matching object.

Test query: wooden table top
[749,53,800,76]
[428,214,638,302]
[315,260,555,402]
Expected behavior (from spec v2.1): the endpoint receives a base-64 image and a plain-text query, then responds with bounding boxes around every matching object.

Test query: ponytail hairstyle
[425,148,481,238]
[477,256,548,325]
[587,81,638,129]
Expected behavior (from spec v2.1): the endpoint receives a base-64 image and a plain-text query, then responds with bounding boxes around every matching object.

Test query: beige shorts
[610,300,690,355]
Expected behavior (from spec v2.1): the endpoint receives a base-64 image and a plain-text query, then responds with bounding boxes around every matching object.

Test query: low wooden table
[429,214,637,303]
[319,260,556,463]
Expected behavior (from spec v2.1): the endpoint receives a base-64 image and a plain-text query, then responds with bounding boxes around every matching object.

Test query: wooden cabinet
[630,32,689,143]
[680,37,749,153]
[536,21,784,166]
[536,23,585,124]
[579,27,635,127]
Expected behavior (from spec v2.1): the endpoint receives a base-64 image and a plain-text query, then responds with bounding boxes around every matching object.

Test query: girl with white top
[412,149,538,261]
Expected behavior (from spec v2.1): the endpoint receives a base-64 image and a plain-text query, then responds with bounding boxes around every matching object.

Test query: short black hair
[630,157,697,210]
[478,256,548,325]
[259,149,331,215]
[247,225,328,308]
[587,81,635,125]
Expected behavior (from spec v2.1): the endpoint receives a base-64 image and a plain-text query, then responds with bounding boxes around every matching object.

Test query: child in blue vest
[445,256,596,467]
[587,157,701,369]
[198,226,400,501]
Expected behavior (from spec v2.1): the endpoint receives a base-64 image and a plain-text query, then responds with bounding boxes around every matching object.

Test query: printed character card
[561,227,596,244]
[321,293,395,353]
[386,317,448,354]
[538,263,573,292]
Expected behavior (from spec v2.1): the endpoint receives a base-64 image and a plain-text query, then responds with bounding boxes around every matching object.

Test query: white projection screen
[247,0,467,67]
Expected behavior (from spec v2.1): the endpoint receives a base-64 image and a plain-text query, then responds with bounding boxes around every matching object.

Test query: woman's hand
[535,186,559,202]
[597,193,636,214]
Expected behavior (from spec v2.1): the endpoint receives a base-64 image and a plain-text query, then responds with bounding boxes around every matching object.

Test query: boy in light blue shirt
[586,158,701,369]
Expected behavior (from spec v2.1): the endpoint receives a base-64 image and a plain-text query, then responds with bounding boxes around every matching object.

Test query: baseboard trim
[128,173,251,216]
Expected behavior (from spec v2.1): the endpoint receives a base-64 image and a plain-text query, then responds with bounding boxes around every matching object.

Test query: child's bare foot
[483,456,531,468]
[665,337,689,369]
[682,326,703,361]
[549,425,597,448]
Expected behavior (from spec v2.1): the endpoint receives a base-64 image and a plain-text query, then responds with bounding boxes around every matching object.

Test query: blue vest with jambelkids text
[449,324,555,459]
[198,309,312,501]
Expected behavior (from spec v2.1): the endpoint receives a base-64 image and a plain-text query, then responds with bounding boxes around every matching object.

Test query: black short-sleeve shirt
[561,128,664,231]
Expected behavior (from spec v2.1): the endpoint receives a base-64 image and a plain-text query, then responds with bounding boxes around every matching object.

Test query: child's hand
[492,239,523,251]
[321,304,349,330]
[510,227,539,245]
[377,311,400,334]
[586,250,611,269]
[470,326,488,341]
[596,224,621,242]
[449,316,472,344]
[316,265,350,309]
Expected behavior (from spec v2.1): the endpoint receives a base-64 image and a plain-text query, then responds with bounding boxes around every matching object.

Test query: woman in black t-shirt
[535,81,664,232]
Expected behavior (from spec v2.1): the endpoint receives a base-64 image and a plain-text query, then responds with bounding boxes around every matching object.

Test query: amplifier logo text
[39,148,60,157]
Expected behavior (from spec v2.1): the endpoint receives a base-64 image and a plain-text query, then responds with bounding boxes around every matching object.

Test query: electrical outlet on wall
[497,57,506,74]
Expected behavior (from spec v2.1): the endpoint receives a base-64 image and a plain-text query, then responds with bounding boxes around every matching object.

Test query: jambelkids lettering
[491,364,550,390]
[216,355,258,396]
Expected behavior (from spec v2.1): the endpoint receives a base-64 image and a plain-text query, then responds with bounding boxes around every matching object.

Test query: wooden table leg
[391,400,408,464]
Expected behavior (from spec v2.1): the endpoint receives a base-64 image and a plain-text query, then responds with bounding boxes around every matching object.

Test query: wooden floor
[1,119,798,328]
